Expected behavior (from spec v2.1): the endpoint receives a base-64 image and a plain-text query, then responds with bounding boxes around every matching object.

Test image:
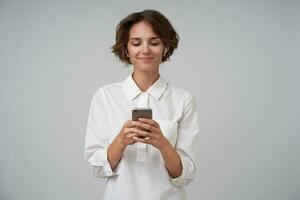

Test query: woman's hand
[116,120,140,148]
[131,118,183,178]
[131,118,169,151]
[108,120,140,170]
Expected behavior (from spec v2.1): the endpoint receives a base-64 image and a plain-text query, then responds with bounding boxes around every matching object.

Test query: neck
[132,70,159,92]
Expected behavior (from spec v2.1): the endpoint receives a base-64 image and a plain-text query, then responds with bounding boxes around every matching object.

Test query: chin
[133,61,159,72]
[136,66,159,73]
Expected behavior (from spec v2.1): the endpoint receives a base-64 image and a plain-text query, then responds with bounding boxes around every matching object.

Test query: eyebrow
[129,37,160,41]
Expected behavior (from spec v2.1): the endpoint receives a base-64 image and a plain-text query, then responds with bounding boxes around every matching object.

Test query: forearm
[160,140,183,178]
[107,137,125,170]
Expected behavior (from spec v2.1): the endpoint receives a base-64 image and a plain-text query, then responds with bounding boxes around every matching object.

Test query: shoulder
[93,80,123,97]
[167,83,194,104]
[88,81,124,105]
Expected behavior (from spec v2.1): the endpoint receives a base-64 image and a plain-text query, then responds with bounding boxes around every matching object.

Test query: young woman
[84,9,199,200]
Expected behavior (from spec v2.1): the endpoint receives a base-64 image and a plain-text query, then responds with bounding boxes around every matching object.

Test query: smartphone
[132,108,152,121]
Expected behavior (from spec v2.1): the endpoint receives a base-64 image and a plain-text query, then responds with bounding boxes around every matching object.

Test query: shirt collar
[123,73,168,101]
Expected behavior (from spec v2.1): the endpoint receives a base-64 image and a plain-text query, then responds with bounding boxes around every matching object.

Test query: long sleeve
[84,90,118,178]
[170,95,199,187]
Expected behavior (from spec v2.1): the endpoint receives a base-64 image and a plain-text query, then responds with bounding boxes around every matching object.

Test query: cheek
[127,47,139,56]
[154,46,165,55]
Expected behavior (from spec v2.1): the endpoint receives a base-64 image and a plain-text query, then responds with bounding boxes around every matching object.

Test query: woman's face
[127,21,165,73]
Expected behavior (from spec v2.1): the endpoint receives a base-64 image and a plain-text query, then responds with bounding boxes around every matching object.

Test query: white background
[0,0,299,199]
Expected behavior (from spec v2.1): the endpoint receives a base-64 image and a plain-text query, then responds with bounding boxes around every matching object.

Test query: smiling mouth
[139,57,154,62]
[139,57,154,59]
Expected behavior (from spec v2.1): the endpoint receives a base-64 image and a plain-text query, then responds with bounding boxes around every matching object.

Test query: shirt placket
[136,92,149,162]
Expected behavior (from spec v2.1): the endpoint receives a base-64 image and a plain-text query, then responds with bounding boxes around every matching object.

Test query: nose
[141,43,151,54]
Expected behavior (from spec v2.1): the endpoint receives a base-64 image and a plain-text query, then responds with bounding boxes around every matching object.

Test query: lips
[138,57,154,63]
[139,57,154,59]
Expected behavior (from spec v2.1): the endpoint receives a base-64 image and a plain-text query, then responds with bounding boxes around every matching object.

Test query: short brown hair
[111,9,179,64]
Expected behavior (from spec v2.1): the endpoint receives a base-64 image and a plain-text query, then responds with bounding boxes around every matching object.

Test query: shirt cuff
[92,147,119,178]
[169,150,194,187]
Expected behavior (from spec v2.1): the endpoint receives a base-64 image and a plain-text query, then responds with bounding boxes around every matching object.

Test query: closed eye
[131,43,160,46]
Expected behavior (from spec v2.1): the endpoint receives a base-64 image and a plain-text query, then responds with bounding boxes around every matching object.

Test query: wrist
[114,134,126,151]
[159,138,173,155]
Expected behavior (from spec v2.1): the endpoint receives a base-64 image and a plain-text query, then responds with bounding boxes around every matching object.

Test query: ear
[125,49,130,57]
[163,47,169,56]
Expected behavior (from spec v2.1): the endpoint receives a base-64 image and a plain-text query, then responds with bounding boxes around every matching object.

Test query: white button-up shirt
[84,74,199,200]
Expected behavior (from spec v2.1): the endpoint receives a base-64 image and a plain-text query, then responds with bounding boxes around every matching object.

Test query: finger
[125,120,144,128]
[125,120,139,128]
[126,133,138,138]
[135,129,153,137]
[138,118,159,128]
[134,121,153,132]
[124,127,138,134]
[132,136,151,144]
